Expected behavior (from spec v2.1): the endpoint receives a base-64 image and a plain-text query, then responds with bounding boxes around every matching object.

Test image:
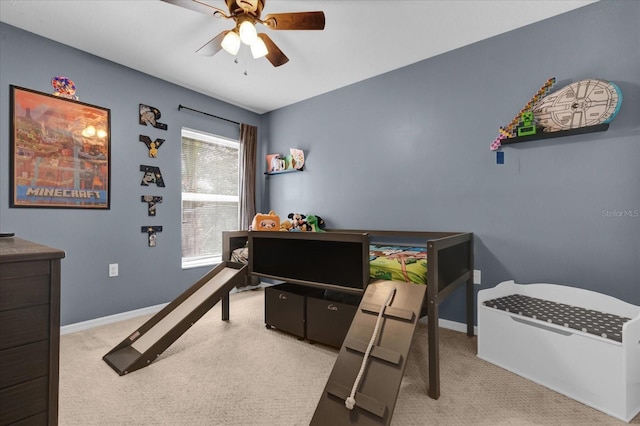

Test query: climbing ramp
[311,280,426,426]
[103,261,247,375]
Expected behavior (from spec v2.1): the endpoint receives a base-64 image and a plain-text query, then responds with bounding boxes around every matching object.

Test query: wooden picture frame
[10,85,111,209]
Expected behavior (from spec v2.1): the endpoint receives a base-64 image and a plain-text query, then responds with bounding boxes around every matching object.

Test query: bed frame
[222,229,474,400]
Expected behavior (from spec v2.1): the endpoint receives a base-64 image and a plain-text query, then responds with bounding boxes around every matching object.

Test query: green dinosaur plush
[306,215,326,232]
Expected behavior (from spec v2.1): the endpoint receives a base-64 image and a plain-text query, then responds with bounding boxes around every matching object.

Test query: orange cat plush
[251,211,280,231]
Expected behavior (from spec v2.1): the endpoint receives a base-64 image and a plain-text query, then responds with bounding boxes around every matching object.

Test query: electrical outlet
[473,269,481,285]
[109,263,118,277]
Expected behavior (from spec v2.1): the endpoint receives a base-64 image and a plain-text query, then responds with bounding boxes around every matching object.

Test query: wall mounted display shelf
[265,168,303,176]
[500,123,609,146]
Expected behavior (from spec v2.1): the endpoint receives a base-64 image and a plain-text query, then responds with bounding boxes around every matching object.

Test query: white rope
[345,286,397,410]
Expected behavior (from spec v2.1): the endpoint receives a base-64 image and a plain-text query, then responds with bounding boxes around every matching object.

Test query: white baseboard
[60,287,477,337]
[59,284,266,335]
[60,303,167,335]
[438,318,478,336]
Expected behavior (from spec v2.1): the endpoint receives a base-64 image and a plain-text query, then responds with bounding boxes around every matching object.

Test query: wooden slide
[103,261,247,375]
[311,280,426,426]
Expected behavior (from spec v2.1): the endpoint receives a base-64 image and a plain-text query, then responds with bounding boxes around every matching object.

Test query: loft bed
[222,229,474,400]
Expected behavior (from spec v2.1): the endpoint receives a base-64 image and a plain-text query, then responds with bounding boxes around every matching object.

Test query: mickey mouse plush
[288,213,307,231]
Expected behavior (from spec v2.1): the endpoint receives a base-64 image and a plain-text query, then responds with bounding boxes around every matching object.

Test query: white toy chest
[477,280,640,423]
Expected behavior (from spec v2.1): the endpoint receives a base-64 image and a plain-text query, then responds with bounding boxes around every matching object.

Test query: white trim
[437,318,478,336]
[60,303,168,335]
[60,296,476,336]
[181,256,220,270]
[182,192,239,203]
[181,127,239,148]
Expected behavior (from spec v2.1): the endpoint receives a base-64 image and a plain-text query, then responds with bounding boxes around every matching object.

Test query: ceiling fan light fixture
[250,37,268,59]
[221,30,241,55]
[239,20,258,45]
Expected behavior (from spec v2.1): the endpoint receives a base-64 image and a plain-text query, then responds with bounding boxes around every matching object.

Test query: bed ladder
[103,261,247,376]
[311,280,426,426]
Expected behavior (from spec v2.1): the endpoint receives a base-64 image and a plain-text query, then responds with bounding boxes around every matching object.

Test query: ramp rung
[361,303,414,322]
[326,381,387,418]
[344,338,402,365]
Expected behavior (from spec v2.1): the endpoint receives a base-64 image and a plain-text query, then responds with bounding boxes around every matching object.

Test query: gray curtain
[239,123,257,230]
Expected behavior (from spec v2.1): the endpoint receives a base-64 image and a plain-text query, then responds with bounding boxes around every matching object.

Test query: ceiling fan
[162,0,325,67]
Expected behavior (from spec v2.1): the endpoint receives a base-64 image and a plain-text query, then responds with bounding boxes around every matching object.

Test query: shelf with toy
[264,167,303,175]
[490,78,621,152]
[265,149,305,175]
[500,123,609,146]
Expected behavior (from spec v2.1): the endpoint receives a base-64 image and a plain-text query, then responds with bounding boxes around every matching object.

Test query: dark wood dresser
[0,237,65,426]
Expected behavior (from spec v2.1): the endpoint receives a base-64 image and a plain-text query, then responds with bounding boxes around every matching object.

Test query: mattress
[369,245,427,285]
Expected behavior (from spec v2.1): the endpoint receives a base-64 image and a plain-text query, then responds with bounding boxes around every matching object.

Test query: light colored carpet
[59,288,638,425]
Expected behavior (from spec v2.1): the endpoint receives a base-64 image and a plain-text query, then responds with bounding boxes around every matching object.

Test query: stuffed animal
[314,215,326,229]
[251,211,280,231]
[288,213,307,231]
[306,215,326,232]
[279,219,292,232]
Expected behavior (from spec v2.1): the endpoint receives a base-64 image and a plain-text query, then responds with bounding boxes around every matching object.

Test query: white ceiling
[0,0,597,114]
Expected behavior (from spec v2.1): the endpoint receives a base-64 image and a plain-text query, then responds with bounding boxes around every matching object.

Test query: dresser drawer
[307,292,360,348]
[0,274,50,311]
[0,305,50,350]
[0,340,49,388]
[265,284,322,338]
[0,260,50,280]
[0,376,48,425]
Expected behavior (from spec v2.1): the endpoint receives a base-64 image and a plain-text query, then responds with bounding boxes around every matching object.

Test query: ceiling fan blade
[257,33,289,67]
[263,11,325,30]
[196,31,228,56]
[161,0,228,17]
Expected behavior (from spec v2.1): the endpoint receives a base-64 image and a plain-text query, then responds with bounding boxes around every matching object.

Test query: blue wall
[263,0,640,322]
[1,0,638,326]
[0,23,263,325]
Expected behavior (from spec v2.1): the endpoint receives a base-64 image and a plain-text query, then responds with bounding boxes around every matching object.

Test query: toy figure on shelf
[251,211,280,231]
[532,79,622,132]
[306,215,326,232]
[51,75,79,100]
[490,77,556,151]
[517,111,537,137]
[288,213,306,230]
[279,219,292,231]
[290,148,305,170]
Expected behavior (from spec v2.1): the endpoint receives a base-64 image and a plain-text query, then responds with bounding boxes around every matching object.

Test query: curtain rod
[178,104,240,126]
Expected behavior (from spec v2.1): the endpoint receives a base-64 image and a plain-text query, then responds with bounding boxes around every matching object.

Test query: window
[181,128,239,268]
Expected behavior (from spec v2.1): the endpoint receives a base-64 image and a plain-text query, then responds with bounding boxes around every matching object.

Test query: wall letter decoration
[142,226,163,247]
[139,104,167,130]
[140,165,165,187]
[141,195,163,216]
[139,135,165,158]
